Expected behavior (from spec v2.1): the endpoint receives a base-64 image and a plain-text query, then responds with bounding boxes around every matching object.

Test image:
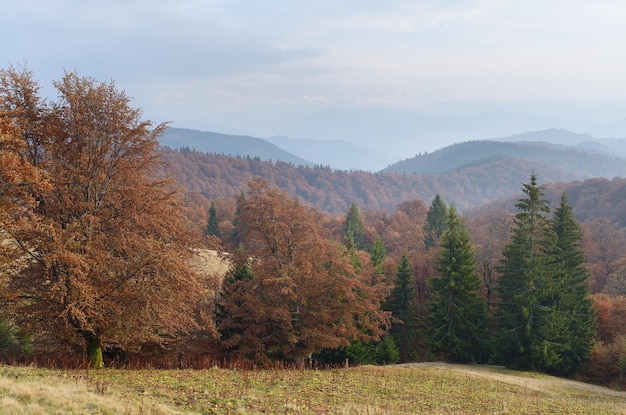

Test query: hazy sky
[3,1,626,154]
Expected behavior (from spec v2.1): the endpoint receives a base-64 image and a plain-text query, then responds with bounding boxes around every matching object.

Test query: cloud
[3,0,626,152]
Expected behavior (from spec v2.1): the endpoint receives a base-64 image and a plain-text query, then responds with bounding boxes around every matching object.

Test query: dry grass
[2,363,626,414]
[0,365,184,415]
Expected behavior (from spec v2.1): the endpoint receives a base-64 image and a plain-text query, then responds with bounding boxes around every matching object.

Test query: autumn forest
[2,67,626,387]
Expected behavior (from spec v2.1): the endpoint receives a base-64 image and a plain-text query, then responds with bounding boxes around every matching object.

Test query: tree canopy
[344,202,366,251]
[424,194,448,249]
[217,180,390,364]
[495,174,555,370]
[494,175,595,374]
[428,205,487,363]
[0,67,204,368]
[545,193,596,374]
[385,251,420,362]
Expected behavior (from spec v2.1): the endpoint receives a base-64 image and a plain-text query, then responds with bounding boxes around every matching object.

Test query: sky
[3,0,626,155]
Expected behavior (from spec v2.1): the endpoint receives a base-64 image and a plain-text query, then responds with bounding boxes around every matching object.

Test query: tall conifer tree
[424,194,448,249]
[344,203,366,251]
[370,235,386,275]
[385,251,419,362]
[206,201,221,238]
[428,205,487,363]
[545,193,596,375]
[495,174,557,371]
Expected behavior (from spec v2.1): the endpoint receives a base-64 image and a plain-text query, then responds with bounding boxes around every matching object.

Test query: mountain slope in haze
[582,137,626,157]
[159,128,313,167]
[163,148,608,217]
[266,135,398,171]
[491,128,626,157]
[382,140,626,179]
[496,128,595,146]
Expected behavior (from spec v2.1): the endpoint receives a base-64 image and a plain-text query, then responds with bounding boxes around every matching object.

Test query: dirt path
[397,362,626,397]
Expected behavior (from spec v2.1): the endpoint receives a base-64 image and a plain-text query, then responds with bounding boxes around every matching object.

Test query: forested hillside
[162,148,626,221]
[466,177,626,228]
[383,140,626,177]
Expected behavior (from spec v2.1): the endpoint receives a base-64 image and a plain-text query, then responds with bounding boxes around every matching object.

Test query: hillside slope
[159,128,313,167]
[382,140,626,178]
[466,176,626,227]
[163,149,619,216]
[3,364,625,414]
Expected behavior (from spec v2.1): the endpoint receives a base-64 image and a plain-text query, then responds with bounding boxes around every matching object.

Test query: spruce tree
[427,205,487,363]
[206,200,221,238]
[215,250,255,346]
[0,318,17,353]
[231,191,245,245]
[344,231,362,273]
[370,235,386,274]
[344,203,366,251]
[545,193,596,375]
[495,174,557,371]
[385,251,419,362]
[424,194,448,249]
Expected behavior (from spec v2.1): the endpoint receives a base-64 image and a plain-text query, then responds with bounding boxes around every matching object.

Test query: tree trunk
[84,332,104,369]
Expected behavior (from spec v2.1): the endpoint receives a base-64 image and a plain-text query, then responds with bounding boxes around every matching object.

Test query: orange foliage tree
[582,219,626,293]
[467,209,514,305]
[0,67,204,368]
[592,294,626,344]
[217,179,390,364]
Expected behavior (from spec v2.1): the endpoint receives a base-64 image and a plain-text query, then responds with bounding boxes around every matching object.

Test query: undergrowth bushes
[579,338,625,387]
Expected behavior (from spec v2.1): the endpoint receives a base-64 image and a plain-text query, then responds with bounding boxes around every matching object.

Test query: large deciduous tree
[0,67,203,368]
[427,205,487,363]
[217,180,390,365]
[0,66,50,225]
[467,209,514,307]
[582,218,626,293]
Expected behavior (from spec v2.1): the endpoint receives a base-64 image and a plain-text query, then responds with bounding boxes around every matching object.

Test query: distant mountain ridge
[159,128,313,167]
[266,135,398,171]
[496,128,626,156]
[382,140,626,179]
[159,127,626,219]
[495,128,595,145]
[158,127,397,172]
[160,127,626,174]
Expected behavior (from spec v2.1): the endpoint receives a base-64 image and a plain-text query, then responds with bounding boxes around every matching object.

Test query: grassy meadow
[1,362,625,414]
